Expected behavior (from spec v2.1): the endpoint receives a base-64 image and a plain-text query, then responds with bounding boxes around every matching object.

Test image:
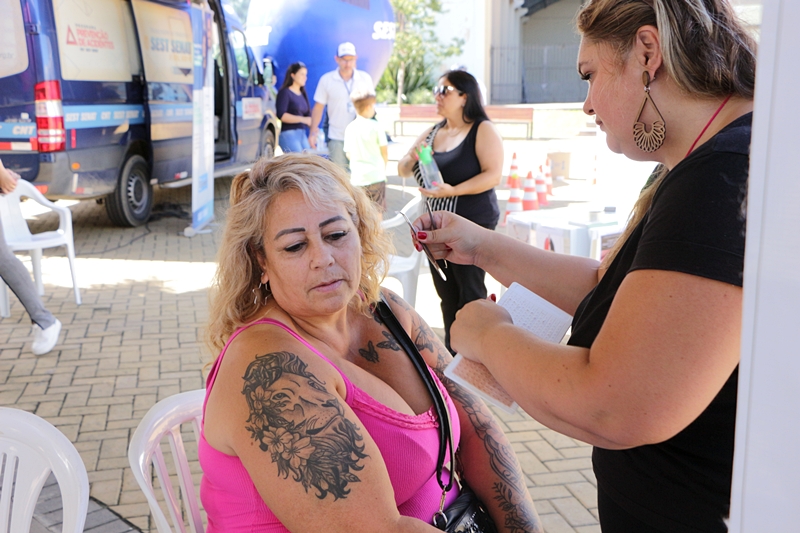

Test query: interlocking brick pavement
[1,158,602,532]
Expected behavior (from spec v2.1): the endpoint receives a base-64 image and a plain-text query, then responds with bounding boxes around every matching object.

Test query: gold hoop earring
[633,71,666,153]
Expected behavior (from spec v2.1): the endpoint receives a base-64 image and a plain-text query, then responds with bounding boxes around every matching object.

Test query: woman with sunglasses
[398,70,503,353]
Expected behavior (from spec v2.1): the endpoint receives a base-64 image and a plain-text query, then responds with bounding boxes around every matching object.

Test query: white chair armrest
[16,180,73,233]
[381,195,422,230]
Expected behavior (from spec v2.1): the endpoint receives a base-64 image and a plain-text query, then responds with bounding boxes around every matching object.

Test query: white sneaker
[32,319,61,355]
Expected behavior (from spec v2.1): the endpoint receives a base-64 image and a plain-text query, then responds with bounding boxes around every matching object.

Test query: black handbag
[376,297,498,533]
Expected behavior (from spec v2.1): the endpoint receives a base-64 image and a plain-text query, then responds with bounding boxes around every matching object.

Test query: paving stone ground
[1,138,608,532]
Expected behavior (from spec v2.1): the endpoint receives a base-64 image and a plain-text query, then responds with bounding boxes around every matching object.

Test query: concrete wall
[434,0,490,86]
[521,0,582,47]
[513,0,585,103]
[488,0,528,103]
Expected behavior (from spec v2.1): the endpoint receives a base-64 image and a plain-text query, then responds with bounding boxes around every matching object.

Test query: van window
[0,0,29,78]
[53,0,134,82]
[230,31,250,79]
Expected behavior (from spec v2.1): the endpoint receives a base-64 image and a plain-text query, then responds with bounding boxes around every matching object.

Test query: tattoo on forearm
[242,351,368,500]
[431,346,541,532]
[383,299,540,531]
[495,482,541,533]
[358,341,380,363]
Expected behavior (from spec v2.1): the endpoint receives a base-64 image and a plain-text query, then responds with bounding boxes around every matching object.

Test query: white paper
[444,282,572,413]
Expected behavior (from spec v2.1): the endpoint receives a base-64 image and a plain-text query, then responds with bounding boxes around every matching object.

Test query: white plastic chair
[382,195,424,308]
[128,389,206,533]
[0,180,81,318]
[0,407,89,533]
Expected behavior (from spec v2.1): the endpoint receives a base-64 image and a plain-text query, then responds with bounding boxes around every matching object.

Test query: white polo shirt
[313,68,374,141]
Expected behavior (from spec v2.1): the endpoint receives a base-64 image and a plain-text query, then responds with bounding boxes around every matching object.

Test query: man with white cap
[309,42,375,171]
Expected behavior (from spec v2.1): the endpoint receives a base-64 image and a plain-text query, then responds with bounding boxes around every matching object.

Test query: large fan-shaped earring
[633,71,666,153]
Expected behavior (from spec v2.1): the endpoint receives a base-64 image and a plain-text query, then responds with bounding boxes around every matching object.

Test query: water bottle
[417,145,441,189]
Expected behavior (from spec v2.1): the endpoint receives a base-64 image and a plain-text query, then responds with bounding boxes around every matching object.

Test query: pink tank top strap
[204,318,351,413]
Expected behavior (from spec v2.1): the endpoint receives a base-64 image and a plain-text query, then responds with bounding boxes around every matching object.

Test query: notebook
[444,282,572,413]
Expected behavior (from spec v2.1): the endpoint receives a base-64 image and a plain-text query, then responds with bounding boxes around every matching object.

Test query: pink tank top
[199,318,461,532]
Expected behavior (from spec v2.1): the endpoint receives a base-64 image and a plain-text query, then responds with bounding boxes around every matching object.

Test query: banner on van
[131,0,194,85]
[189,2,215,233]
[53,0,135,82]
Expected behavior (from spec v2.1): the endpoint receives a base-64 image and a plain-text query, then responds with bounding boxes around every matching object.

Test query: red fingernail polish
[490,294,497,302]
[414,243,422,252]
[417,231,427,239]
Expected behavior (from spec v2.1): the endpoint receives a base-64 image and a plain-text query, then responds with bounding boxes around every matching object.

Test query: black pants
[430,259,489,354]
[598,485,664,533]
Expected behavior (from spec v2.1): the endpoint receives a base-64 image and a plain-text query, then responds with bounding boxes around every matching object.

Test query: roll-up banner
[188,0,215,235]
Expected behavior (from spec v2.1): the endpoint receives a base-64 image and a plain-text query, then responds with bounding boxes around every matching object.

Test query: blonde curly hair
[206,154,392,354]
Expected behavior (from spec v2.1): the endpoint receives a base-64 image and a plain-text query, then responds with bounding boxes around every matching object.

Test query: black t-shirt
[276,88,310,132]
[568,113,751,532]
[433,118,500,227]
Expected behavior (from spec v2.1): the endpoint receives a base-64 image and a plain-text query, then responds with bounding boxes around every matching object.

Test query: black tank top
[416,118,499,227]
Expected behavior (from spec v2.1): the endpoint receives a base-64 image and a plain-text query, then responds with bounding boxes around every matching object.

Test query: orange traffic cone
[544,158,553,195]
[522,171,539,211]
[503,175,524,225]
[506,152,519,189]
[535,170,549,207]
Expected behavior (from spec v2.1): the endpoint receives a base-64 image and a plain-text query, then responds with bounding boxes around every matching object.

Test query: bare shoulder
[477,119,502,138]
[219,322,344,388]
[478,120,500,137]
[204,320,347,452]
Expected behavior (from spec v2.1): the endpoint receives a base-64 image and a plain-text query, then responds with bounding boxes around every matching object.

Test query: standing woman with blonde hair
[413,1,755,531]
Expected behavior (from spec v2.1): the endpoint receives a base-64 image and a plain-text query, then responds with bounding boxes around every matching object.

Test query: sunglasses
[433,85,461,97]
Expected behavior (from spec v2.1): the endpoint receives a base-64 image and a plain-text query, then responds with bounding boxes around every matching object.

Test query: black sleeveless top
[423,118,500,228]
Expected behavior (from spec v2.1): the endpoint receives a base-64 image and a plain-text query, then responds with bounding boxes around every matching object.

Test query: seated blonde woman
[200,154,541,533]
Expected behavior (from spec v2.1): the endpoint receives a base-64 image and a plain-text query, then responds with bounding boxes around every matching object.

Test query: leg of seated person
[0,229,55,329]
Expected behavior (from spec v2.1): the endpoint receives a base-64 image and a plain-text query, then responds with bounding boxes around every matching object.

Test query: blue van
[0,0,279,226]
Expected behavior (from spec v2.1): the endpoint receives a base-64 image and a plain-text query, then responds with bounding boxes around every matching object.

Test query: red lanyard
[685,95,732,158]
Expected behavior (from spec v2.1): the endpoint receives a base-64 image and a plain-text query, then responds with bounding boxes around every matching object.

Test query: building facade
[437,0,762,105]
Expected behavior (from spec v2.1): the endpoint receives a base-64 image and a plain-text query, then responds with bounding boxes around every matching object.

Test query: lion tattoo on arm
[241,351,368,500]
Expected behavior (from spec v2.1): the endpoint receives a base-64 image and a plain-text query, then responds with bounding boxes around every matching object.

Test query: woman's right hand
[412,211,490,266]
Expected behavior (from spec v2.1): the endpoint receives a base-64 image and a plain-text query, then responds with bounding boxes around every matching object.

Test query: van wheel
[106,155,153,227]
[259,129,276,160]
